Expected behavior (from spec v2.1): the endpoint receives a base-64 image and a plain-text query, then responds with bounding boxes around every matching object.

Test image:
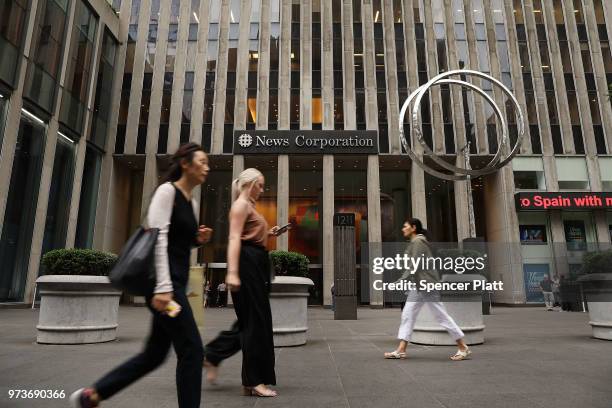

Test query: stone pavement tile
[250,396,349,408]
[2,307,612,408]
[347,393,445,408]
[433,392,543,408]
[526,390,612,408]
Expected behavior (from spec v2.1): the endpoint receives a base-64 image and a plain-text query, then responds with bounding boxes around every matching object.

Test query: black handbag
[109,226,159,296]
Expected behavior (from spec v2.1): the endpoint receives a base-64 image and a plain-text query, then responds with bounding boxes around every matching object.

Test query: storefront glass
[0,94,7,151]
[245,157,277,251]
[379,159,411,242]
[0,112,46,302]
[201,168,232,263]
[289,157,323,304]
[425,172,457,242]
[75,146,102,248]
[39,134,76,273]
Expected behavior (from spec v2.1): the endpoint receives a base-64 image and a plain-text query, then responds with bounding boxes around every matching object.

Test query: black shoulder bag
[109,226,159,296]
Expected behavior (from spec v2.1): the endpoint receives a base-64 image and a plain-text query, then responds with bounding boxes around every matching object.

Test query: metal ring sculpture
[398,70,525,181]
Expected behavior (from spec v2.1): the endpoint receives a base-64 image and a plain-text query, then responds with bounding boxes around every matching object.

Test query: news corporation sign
[233,130,379,154]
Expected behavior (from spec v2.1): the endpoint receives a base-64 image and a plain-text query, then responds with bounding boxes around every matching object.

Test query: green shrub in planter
[269,250,309,278]
[41,249,118,276]
[580,250,612,275]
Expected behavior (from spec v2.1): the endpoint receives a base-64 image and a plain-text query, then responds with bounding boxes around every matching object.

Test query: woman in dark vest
[70,143,213,408]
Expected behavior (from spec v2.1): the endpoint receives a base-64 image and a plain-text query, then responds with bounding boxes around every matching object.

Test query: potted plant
[36,249,120,344]
[578,249,612,340]
[268,250,314,346]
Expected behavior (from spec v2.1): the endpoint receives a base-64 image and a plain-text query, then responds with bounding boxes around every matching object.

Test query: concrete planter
[578,273,612,341]
[412,274,487,346]
[35,275,122,344]
[269,276,314,347]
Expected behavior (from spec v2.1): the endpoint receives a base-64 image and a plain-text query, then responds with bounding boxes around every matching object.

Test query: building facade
[0,0,611,306]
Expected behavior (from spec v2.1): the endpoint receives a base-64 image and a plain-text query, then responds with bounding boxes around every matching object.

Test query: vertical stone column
[211,0,231,154]
[300,0,312,130]
[484,166,524,303]
[522,0,554,156]
[321,0,334,306]
[462,0,489,153]
[549,210,569,278]
[189,0,212,144]
[232,0,255,191]
[167,0,193,153]
[422,0,444,155]
[362,0,383,307]
[594,211,611,247]
[95,0,133,252]
[502,0,533,154]
[234,0,254,132]
[560,0,601,188]
[381,0,400,153]
[256,0,271,129]
[323,155,334,306]
[276,0,291,251]
[541,0,574,152]
[443,0,471,240]
[124,0,152,153]
[140,0,172,216]
[582,0,612,150]
[402,0,427,225]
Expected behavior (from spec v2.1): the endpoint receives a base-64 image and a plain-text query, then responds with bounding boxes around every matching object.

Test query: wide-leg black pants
[94,289,204,407]
[232,243,276,386]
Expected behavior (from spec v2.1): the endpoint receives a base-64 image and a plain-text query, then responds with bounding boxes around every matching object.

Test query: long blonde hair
[231,168,263,202]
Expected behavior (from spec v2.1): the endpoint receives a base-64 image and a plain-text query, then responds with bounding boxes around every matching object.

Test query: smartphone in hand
[275,223,292,235]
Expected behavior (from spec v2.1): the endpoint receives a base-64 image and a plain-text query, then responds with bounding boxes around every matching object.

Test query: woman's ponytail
[231,178,241,202]
[231,168,264,202]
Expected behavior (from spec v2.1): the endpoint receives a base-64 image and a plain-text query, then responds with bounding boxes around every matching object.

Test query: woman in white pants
[384,218,472,361]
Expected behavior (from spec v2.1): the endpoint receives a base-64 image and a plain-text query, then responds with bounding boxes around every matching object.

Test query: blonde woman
[209,168,285,397]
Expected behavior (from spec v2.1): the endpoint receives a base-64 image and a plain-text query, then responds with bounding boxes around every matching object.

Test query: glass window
[90,29,118,149]
[514,171,545,190]
[60,0,99,134]
[201,168,232,263]
[0,111,46,302]
[380,168,411,242]
[425,171,457,242]
[209,0,221,22]
[75,147,102,248]
[39,134,76,274]
[24,0,70,112]
[0,0,29,87]
[0,93,7,149]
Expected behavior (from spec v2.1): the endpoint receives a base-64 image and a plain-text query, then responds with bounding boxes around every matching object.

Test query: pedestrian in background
[540,275,554,311]
[383,218,471,362]
[552,275,561,309]
[217,281,227,307]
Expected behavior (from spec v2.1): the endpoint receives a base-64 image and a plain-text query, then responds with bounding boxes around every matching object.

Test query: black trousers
[232,243,276,386]
[205,243,276,386]
[204,320,241,366]
[94,289,204,408]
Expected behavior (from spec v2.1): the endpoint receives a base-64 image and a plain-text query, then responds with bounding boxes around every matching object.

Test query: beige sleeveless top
[238,198,269,247]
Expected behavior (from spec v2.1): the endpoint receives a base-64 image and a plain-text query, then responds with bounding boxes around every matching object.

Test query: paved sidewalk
[1,306,611,408]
